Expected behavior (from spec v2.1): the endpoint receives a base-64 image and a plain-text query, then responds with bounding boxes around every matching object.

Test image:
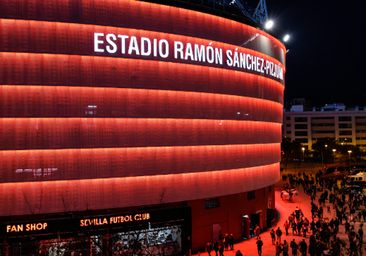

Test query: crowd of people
[204,169,366,256]
[274,171,365,256]
[205,233,235,256]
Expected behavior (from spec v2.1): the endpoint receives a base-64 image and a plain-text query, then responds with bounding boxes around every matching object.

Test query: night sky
[260,0,366,108]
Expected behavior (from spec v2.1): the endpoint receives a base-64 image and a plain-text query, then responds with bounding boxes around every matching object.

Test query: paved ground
[192,166,366,256]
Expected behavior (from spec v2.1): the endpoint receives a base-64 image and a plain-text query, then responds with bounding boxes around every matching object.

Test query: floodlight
[265,20,273,29]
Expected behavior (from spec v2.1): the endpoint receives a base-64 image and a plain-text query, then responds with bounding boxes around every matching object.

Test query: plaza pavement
[192,168,365,256]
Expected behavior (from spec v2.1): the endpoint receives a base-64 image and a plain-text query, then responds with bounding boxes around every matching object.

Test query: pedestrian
[235,250,243,256]
[282,240,289,256]
[292,221,297,235]
[206,241,213,256]
[213,240,219,256]
[270,229,276,244]
[219,241,224,256]
[301,224,307,238]
[254,225,260,239]
[290,239,298,256]
[275,242,281,256]
[284,220,290,235]
[256,237,263,256]
[345,220,350,233]
[224,233,229,250]
[276,227,283,244]
[358,228,364,244]
[299,239,307,256]
[229,234,234,250]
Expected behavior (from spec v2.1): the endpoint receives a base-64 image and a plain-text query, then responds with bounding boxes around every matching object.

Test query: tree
[281,137,303,168]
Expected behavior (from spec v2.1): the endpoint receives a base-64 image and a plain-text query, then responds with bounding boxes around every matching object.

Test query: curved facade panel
[0,0,284,243]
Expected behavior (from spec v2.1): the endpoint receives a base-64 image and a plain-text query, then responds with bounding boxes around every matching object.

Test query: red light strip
[0,143,280,183]
[0,53,284,104]
[0,118,281,150]
[0,162,280,216]
[0,85,283,120]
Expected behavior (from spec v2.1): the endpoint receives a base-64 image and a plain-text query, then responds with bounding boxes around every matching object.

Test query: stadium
[0,0,286,254]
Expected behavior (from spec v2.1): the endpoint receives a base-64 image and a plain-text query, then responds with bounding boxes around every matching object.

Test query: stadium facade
[0,0,286,254]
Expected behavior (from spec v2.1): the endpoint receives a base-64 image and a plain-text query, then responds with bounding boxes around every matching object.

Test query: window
[268,186,272,192]
[286,117,291,120]
[339,131,352,136]
[295,131,308,136]
[356,137,366,140]
[311,123,334,127]
[356,123,366,126]
[339,138,352,143]
[247,191,255,201]
[312,130,334,134]
[339,123,352,128]
[311,117,334,120]
[339,116,352,121]
[205,198,220,209]
[286,124,291,127]
[356,116,366,119]
[295,138,308,143]
[356,130,366,133]
[294,117,307,122]
[286,131,291,134]
[295,124,307,129]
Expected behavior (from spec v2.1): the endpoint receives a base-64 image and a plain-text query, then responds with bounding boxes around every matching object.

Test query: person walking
[284,220,290,235]
[235,250,243,256]
[229,234,234,250]
[213,240,219,256]
[206,241,213,256]
[254,225,260,239]
[299,239,307,256]
[275,242,281,256]
[219,241,224,256]
[276,227,283,244]
[256,237,263,256]
[282,240,289,256]
[292,221,297,235]
[290,239,298,256]
[270,229,276,244]
[224,233,229,250]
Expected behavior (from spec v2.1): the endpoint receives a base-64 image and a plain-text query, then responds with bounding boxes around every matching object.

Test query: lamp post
[324,145,328,164]
[332,149,336,164]
[302,147,305,163]
[348,150,352,170]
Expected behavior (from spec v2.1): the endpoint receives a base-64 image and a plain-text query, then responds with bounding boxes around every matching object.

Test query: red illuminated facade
[0,0,285,254]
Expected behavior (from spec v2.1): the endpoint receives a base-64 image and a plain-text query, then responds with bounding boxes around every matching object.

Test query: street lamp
[302,147,305,163]
[348,150,352,170]
[332,149,336,164]
[324,145,328,164]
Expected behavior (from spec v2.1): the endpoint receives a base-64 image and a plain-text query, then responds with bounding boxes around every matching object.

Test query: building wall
[188,186,275,252]
[283,110,366,150]
[0,0,284,218]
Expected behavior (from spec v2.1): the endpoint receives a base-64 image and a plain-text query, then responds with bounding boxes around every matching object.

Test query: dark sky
[259,0,366,107]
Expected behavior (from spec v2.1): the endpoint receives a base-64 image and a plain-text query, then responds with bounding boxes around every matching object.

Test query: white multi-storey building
[283,104,366,150]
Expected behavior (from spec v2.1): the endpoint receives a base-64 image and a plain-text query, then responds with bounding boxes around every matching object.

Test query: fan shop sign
[6,222,48,233]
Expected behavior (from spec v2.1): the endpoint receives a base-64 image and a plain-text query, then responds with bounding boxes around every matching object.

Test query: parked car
[339,185,363,194]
